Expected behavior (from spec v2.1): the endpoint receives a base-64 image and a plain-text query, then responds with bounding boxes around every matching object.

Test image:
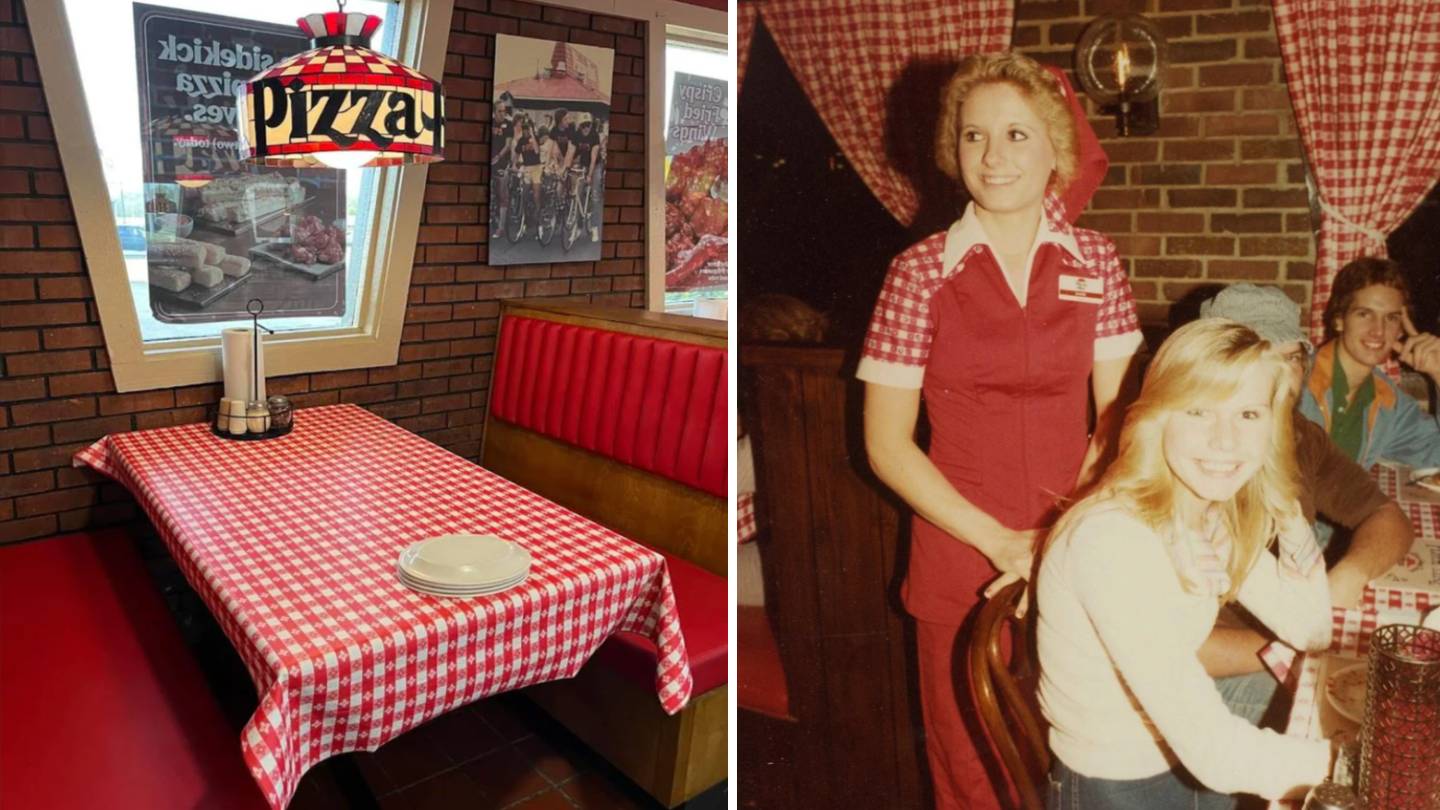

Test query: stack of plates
[397,533,531,598]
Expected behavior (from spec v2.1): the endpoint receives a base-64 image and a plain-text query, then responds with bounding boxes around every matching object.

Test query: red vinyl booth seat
[738,604,793,721]
[587,551,728,696]
[485,303,727,806]
[491,314,729,696]
[0,531,266,810]
[491,315,728,499]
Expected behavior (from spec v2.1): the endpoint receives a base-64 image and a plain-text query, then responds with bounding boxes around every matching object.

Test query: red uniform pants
[916,618,1016,810]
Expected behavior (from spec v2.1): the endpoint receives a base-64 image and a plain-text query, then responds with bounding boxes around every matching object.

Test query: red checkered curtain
[758,0,1013,226]
[1273,0,1440,341]
[739,2,759,93]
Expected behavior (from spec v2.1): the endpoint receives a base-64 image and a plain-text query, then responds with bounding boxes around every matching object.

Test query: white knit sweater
[1036,503,1331,800]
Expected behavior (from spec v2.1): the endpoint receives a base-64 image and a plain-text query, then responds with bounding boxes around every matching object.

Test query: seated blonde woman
[1036,319,1338,808]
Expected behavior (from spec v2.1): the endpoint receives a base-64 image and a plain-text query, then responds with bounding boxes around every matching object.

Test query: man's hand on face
[1395,311,1440,383]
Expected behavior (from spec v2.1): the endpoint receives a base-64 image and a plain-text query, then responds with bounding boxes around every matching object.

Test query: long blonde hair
[1049,319,1300,601]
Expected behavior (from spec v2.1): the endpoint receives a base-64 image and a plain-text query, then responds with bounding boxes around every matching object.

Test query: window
[27,0,454,391]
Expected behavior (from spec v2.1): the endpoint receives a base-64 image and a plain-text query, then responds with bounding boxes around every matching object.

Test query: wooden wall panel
[740,344,926,809]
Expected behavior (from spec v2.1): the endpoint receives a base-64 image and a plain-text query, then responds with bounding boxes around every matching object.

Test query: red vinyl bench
[0,530,266,810]
[482,300,727,807]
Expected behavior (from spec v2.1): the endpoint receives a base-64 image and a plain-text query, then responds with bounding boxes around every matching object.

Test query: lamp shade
[237,11,444,168]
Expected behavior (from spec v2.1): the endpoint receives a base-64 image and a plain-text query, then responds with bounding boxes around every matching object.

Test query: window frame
[24,0,458,393]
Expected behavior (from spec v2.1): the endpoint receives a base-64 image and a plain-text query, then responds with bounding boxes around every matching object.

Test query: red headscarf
[1042,64,1109,225]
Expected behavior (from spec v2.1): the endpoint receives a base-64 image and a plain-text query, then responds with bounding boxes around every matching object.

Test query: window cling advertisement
[664,72,728,302]
[133,3,346,324]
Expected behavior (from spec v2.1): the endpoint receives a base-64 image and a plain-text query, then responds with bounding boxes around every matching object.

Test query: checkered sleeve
[856,237,943,389]
[1089,233,1144,362]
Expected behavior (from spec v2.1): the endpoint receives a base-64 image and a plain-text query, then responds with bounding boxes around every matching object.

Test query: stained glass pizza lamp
[1074,14,1167,137]
[237,3,445,169]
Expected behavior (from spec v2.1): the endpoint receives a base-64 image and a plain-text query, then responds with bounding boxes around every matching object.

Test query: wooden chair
[967,580,1050,810]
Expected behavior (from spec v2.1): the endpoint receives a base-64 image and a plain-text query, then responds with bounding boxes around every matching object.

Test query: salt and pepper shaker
[225,398,247,436]
[246,401,270,433]
[1302,780,1357,810]
[267,395,293,431]
[1331,739,1358,790]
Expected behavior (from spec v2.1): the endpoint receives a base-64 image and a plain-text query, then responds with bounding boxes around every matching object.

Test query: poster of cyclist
[490,34,613,266]
[663,72,728,302]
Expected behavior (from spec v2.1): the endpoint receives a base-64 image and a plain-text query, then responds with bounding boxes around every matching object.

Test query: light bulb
[1115,43,1131,91]
[314,150,373,170]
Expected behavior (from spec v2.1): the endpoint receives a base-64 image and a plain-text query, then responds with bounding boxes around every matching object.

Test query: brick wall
[1014,0,1315,325]
[0,0,650,545]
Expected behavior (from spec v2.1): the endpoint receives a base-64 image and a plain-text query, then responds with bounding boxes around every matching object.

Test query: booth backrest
[482,300,728,575]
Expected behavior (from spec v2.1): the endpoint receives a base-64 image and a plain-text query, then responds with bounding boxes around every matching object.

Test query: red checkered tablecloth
[74,404,692,809]
[1266,465,1440,808]
[738,491,757,544]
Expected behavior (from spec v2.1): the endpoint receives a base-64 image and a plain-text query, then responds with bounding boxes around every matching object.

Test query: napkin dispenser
[214,300,290,440]
[221,326,264,406]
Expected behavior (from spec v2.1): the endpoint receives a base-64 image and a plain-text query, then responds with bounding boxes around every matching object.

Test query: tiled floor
[286,691,725,810]
[161,554,726,810]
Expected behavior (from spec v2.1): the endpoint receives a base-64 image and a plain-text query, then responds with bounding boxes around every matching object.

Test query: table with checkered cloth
[73,404,693,809]
[1263,464,1439,808]
[737,492,757,544]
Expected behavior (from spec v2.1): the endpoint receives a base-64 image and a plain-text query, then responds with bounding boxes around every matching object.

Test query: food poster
[490,35,613,266]
[664,72,728,302]
[134,4,346,323]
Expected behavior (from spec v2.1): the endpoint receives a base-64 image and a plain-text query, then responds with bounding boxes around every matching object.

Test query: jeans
[1214,670,1280,726]
[1214,518,1338,732]
[1047,760,1237,810]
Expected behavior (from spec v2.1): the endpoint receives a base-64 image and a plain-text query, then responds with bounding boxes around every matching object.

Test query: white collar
[939,201,1082,278]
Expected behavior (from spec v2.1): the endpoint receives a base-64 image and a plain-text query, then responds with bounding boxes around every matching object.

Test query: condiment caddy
[212,299,292,441]
[213,395,293,440]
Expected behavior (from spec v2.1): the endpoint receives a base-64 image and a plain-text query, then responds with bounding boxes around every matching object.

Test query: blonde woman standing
[1037,320,1338,808]
[859,51,1140,808]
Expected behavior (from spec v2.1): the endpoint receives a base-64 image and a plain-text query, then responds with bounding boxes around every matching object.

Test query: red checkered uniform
[858,192,1141,809]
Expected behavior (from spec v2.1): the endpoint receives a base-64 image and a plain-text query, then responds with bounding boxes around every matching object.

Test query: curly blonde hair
[934,52,1078,196]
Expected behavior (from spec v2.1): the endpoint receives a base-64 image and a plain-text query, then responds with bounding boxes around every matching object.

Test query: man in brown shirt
[1196,284,1413,727]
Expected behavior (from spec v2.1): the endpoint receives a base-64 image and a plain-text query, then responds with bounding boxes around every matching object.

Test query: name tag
[1058,273,1103,304]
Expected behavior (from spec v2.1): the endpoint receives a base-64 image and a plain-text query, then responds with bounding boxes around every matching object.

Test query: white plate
[398,568,527,595]
[1411,467,1440,494]
[400,567,529,593]
[1325,662,1368,724]
[400,562,529,585]
[398,534,531,586]
[399,570,526,591]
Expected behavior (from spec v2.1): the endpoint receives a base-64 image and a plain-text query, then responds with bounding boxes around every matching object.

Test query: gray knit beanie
[1199,283,1311,350]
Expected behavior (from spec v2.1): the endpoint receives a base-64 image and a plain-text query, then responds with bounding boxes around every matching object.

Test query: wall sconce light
[1074,14,1167,137]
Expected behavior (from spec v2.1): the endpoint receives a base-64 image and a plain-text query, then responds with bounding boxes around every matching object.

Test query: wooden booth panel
[740,345,926,810]
[481,300,727,807]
